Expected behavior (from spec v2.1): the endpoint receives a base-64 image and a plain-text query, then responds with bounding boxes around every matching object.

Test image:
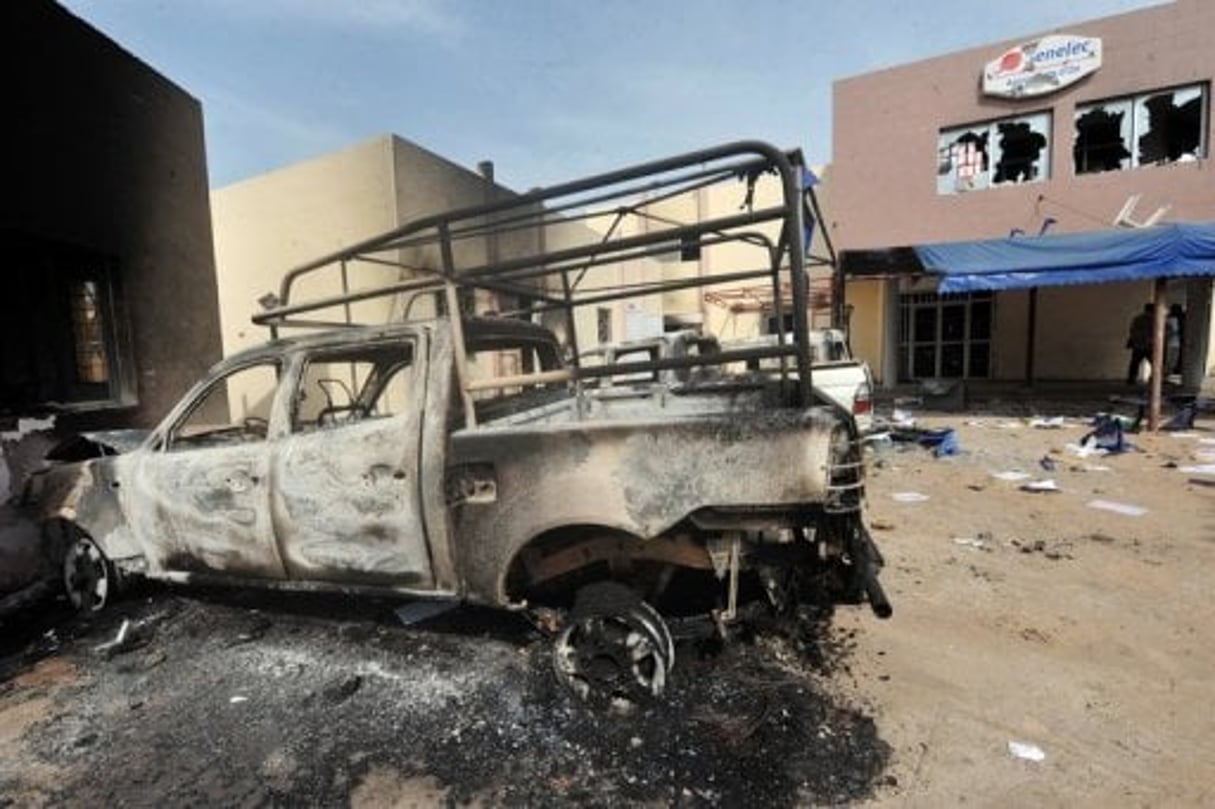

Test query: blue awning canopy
[841,222,1215,293]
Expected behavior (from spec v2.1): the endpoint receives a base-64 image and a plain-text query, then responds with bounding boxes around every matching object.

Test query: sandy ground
[0,407,1213,806]
[842,409,1215,807]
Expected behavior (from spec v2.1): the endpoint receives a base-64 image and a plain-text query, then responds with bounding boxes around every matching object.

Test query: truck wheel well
[41,518,84,568]
[504,525,715,610]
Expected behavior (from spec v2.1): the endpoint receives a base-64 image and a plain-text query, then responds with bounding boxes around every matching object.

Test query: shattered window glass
[1074,84,1207,173]
[938,113,1050,194]
[1136,85,1205,165]
[991,113,1050,186]
[937,127,990,194]
[1074,100,1133,173]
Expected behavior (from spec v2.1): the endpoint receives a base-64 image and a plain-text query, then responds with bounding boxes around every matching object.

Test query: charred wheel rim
[554,594,674,710]
[63,536,111,613]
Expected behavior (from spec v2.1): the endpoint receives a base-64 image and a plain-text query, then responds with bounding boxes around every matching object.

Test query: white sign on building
[982,34,1102,99]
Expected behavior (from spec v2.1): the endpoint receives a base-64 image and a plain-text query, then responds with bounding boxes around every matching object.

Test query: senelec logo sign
[983,35,1102,99]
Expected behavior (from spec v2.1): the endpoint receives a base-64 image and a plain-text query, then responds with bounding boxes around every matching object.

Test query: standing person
[1125,303,1153,385]
[1167,303,1186,376]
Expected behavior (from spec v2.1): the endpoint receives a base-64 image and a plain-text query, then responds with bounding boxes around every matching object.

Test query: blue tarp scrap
[914,427,959,457]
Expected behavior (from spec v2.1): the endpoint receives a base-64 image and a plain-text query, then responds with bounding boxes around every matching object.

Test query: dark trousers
[1126,348,1149,384]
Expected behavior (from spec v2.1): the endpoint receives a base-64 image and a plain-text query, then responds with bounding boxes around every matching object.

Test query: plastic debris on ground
[1038,455,1056,471]
[991,470,1031,482]
[1066,441,1109,459]
[1078,415,1132,454]
[1177,464,1215,476]
[892,492,930,503]
[1020,479,1060,493]
[953,533,992,551]
[1162,403,1197,431]
[891,409,916,428]
[1029,416,1066,429]
[1087,499,1147,517]
[922,428,959,458]
[1008,741,1047,762]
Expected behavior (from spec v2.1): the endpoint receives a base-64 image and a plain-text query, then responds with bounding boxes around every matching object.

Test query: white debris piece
[892,492,929,503]
[990,470,1031,482]
[1087,499,1147,517]
[1008,740,1046,762]
[1029,416,1066,429]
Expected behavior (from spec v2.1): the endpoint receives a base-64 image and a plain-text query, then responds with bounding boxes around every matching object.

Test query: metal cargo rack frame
[252,141,839,427]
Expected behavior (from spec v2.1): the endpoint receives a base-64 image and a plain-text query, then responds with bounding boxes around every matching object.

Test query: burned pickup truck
[35,142,889,707]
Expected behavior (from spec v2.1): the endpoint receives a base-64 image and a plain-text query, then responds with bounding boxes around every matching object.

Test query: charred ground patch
[1,591,889,807]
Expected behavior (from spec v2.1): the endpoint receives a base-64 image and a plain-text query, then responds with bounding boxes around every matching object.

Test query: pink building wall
[829,0,1215,385]
[831,0,1214,247]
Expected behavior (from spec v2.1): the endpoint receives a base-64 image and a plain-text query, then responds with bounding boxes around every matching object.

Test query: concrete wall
[212,136,401,358]
[3,0,223,429]
[831,0,1215,381]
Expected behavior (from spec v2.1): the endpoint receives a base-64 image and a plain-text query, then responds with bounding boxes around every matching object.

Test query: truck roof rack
[251,141,838,414]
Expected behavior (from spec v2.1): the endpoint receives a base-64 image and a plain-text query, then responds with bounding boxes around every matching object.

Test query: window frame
[1073,82,1209,175]
[937,111,1053,195]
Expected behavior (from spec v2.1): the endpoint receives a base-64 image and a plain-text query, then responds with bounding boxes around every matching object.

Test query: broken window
[1074,101,1133,173]
[1074,84,1207,174]
[1,233,133,413]
[70,280,109,384]
[294,344,413,432]
[169,362,280,450]
[991,115,1050,185]
[1136,85,1205,164]
[938,112,1050,194]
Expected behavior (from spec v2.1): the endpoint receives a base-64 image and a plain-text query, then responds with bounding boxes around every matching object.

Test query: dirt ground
[845,406,1215,807]
[1,406,1213,806]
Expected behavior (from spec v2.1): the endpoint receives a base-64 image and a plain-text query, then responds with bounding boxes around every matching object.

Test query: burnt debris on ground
[1,590,890,807]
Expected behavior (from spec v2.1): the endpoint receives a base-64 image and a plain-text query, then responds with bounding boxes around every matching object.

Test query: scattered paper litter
[1177,464,1215,475]
[891,408,915,428]
[229,696,248,704]
[1087,499,1147,517]
[892,492,929,503]
[1020,479,1060,493]
[1081,464,1111,473]
[1008,740,1046,762]
[953,537,987,550]
[1200,438,1215,446]
[1029,416,1066,429]
[990,470,1031,482]
[1169,432,1199,440]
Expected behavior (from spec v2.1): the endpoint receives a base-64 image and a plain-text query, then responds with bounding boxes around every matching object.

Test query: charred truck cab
[36,142,890,709]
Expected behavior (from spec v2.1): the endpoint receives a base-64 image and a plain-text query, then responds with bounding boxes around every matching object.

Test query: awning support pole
[1148,278,1167,431]
[1026,287,1038,386]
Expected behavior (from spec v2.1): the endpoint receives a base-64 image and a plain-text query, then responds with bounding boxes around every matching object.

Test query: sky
[60,0,1167,192]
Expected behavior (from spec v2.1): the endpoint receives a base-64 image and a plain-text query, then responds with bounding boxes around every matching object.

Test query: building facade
[3,0,224,429]
[831,0,1215,388]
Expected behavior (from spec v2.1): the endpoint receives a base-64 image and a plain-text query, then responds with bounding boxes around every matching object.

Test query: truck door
[271,338,433,588]
[130,360,288,578]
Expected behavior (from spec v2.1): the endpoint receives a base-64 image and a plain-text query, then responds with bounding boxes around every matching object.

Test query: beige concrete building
[211,134,628,415]
[831,0,1215,388]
